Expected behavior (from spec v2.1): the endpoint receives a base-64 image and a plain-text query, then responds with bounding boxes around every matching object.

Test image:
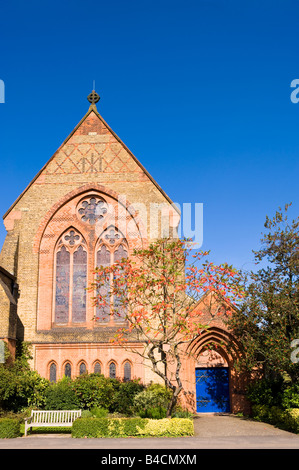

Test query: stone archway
[180,327,250,414]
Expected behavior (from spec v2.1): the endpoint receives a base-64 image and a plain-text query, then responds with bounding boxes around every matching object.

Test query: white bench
[24,410,81,436]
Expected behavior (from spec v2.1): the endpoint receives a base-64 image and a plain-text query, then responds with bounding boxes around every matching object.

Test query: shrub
[284,409,299,433]
[133,383,172,415]
[72,373,115,410]
[251,404,299,433]
[281,384,299,410]
[71,417,194,438]
[246,378,283,407]
[111,379,145,416]
[0,365,49,412]
[138,406,167,419]
[90,406,109,418]
[72,417,147,438]
[269,406,286,429]
[136,418,194,437]
[172,407,194,419]
[44,377,80,410]
[251,404,271,423]
[0,418,21,438]
[72,417,109,438]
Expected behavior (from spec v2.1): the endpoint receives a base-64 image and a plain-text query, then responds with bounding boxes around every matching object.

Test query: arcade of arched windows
[48,359,132,382]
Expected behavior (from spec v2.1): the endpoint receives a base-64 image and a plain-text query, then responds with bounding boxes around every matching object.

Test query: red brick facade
[0,96,249,413]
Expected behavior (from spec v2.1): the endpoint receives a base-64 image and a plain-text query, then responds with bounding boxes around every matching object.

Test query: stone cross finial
[87,90,100,105]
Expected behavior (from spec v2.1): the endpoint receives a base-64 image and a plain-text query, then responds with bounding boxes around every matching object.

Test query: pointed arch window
[109,361,116,379]
[54,229,87,324]
[64,362,72,378]
[95,227,128,324]
[124,361,131,382]
[94,362,101,374]
[49,363,57,382]
[79,362,87,375]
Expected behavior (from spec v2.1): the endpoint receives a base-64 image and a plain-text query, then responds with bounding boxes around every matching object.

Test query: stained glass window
[72,246,87,323]
[113,244,128,322]
[50,363,57,382]
[94,362,101,374]
[104,227,120,245]
[54,229,87,324]
[79,362,87,375]
[95,226,128,324]
[114,244,128,263]
[124,362,131,382]
[64,362,71,378]
[96,245,111,322]
[78,197,108,225]
[64,230,80,246]
[109,362,116,379]
[55,246,70,323]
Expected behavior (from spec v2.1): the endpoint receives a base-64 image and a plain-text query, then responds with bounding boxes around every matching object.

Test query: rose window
[77,197,108,225]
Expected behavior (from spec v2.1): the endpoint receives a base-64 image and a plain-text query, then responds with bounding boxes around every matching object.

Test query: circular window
[77,196,108,225]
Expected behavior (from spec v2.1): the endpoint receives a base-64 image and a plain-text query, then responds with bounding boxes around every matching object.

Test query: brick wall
[0,105,178,384]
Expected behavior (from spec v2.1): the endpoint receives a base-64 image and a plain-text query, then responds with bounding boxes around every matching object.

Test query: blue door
[196,367,230,413]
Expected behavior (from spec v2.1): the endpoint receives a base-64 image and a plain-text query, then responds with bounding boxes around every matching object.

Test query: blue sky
[0,0,298,273]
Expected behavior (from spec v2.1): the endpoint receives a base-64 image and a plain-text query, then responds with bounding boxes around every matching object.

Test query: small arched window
[124,361,131,382]
[109,361,116,379]
[49,363,57,382]
[79,362,87,375]
[64,362,72,378]
[94,362,101,374]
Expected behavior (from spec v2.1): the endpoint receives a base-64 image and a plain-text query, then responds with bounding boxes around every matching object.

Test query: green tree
[71,373,116,410]
[44,377,80,410]
[0,342,49,411]
[226,204,299,382]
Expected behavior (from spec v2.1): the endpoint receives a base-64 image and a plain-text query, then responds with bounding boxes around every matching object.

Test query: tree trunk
[166,386,182,417]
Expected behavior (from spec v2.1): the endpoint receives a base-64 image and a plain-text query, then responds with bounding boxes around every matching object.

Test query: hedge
[0,418,21,438]
[71,417,194,438]
[251,405,299,433]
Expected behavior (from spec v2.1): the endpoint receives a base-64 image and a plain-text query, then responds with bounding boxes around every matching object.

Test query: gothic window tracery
[95,227,128,324]
[54,228,87,324]
[77,196,108,225]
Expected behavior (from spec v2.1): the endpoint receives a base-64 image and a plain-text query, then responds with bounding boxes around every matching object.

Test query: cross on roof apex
[87,89,100,107]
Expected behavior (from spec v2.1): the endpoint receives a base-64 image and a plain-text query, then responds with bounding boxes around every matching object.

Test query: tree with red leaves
[91,238,244,416]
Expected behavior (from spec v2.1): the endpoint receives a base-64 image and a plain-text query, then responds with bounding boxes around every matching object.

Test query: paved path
[0,414,299,449]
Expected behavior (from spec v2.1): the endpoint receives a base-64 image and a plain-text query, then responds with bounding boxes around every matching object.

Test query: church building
[0,91,249,413]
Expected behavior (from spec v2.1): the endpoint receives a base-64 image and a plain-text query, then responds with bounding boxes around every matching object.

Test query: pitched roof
[3,103,180,219]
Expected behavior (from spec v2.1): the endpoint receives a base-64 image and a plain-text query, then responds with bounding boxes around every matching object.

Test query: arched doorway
[187,327,242,414]
[195,350,230,412]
